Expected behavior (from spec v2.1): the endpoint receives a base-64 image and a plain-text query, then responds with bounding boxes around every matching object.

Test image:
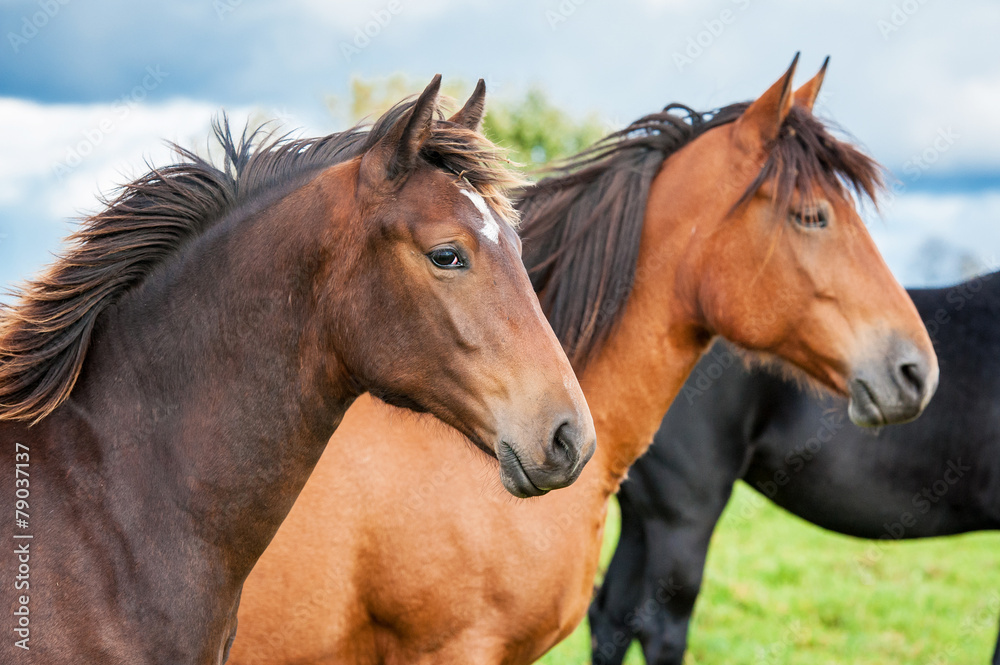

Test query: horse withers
[0,77,594,664]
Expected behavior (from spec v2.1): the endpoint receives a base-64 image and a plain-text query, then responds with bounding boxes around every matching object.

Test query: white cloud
[0,97,282,220]
[292,0,456,30]
[0,97,261,289]
[872,190,1000,286]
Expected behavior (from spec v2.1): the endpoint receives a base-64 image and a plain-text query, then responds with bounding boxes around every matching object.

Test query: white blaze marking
[460,189,501,244]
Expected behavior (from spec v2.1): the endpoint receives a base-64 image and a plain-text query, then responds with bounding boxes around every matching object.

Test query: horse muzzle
[847,336,939,427]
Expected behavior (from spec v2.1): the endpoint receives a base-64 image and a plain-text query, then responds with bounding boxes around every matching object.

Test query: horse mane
[0,100,521,424]
[519,102,884,369]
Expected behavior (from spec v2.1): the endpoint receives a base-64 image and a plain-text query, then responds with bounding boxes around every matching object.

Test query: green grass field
[540,483,1000,665]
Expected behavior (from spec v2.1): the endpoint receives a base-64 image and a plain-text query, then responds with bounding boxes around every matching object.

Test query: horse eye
[791,207,829,229]
[428,247,466,270]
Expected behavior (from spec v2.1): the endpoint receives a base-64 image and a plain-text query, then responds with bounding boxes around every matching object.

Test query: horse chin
[847,378,886,427]
[847,375,929,428]
[497,442,550,499]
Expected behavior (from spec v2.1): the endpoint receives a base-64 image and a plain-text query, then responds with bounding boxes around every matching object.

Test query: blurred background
[2,1,998,663]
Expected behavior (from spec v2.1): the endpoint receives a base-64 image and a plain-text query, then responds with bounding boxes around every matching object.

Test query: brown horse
[231,56,939,664]
[0,77,595,664]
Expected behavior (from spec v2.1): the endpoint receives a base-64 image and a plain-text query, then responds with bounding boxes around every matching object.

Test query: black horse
[590,270,1000,665]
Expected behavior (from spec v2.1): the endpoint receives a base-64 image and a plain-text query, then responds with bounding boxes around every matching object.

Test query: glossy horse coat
[591,273,1000,665]
[230,57,938,664]
[0,78,594,664]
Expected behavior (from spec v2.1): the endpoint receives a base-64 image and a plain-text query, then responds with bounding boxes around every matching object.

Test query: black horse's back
[745,277,1000,537]
[592,271,1000,665]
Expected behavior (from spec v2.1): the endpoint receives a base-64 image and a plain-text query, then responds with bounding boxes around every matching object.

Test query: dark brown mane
[519,102,884,368]
[0,101,520,424]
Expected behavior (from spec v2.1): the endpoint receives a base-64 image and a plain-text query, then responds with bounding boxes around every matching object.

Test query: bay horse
[0,77,596,664]
[229,56,939,664]
[591,271,1000,665]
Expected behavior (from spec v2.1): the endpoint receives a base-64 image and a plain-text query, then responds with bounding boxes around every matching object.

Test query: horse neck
[576,180,711,495]
[59,177,357,583]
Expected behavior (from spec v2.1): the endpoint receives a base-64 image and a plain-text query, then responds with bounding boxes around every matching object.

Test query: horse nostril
[550,421,578,468]
[898,361,924,397]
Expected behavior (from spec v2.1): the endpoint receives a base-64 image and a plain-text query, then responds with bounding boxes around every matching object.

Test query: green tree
[328,74,469,126]
[482,87,606,168]
[328,76,607,170]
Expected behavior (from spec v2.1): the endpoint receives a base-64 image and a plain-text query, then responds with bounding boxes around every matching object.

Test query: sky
[1,0,998,291]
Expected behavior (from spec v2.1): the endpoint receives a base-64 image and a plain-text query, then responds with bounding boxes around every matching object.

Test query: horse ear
[793,56,829,113]
[734,53,799,152]
[448,79,487,131]
[365,74,442,182]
